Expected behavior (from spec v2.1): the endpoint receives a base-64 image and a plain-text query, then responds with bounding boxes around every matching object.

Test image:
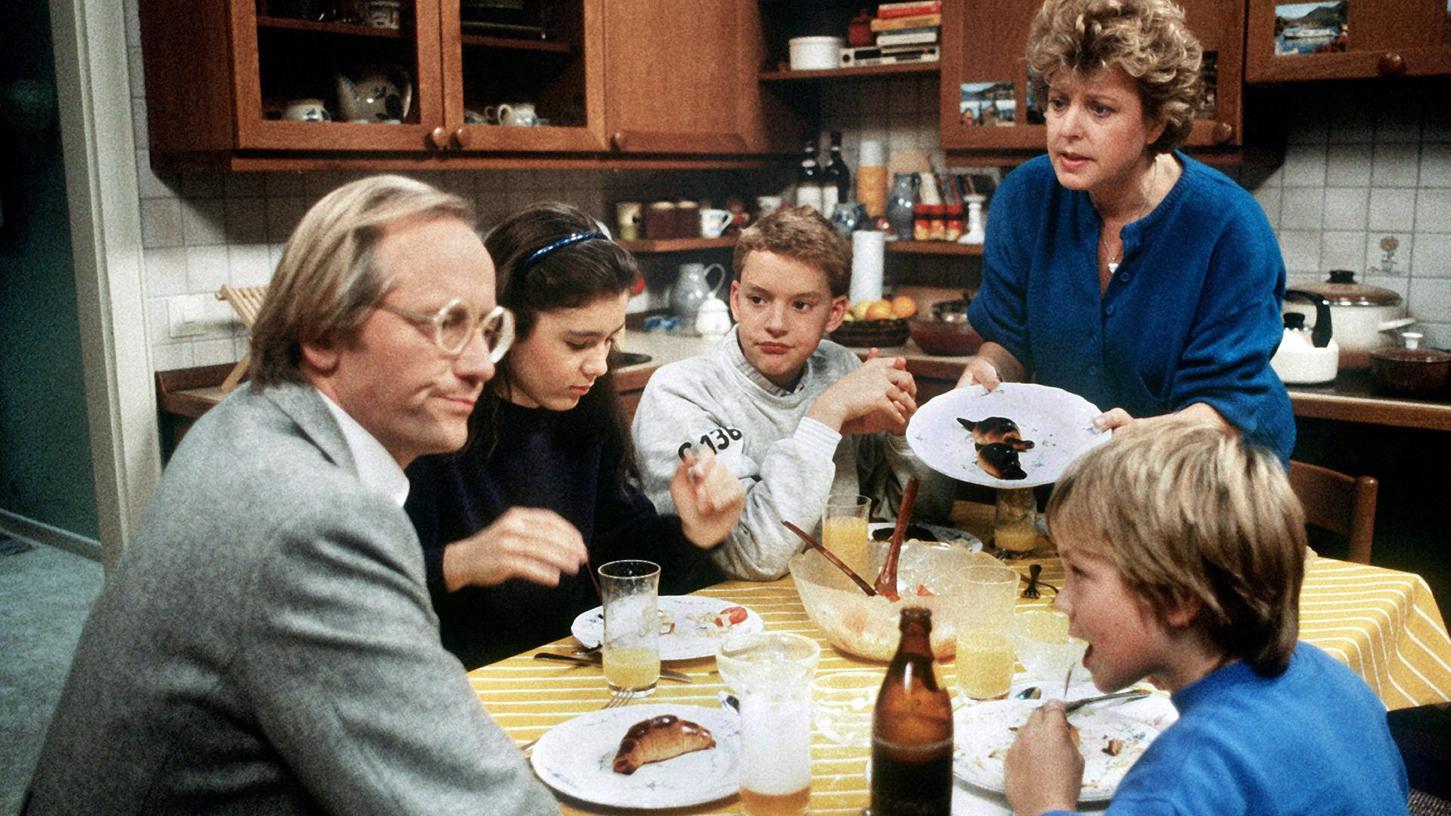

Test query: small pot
[1370,333,1451,396]
[1285,270,1415,370]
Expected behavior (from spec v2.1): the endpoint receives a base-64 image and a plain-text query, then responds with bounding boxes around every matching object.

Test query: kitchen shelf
[886,241,983,256]
[459,33,573,53]
[257,16,407,39]
[617,237,737,253]
[759,61,940,82]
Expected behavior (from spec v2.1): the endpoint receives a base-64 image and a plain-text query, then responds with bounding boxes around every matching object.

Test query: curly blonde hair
[1027,0,1203,153]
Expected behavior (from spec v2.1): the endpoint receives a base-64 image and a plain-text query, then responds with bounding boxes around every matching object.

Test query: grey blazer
[25,383,558,815]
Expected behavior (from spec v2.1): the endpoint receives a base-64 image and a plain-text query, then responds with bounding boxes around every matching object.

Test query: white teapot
[695,297,732,338]
[336,65,412,123]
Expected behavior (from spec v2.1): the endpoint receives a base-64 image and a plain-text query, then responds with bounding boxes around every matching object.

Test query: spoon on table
[782,520,876,596]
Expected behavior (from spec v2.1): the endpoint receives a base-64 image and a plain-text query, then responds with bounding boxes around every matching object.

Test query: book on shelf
[876,1,942,19]
[876,27,940,47]
[870,13,941,32]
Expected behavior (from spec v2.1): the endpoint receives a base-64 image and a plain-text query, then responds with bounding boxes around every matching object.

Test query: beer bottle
[871,607,953,816]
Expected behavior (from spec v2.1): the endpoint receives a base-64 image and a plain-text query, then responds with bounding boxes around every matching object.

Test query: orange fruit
[890,295,918,319]
[865,300,895,321]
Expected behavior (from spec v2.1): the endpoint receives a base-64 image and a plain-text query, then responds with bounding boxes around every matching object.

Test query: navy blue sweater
[405,398,722,668]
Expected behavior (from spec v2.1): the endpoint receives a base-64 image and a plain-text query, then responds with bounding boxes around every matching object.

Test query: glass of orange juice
[599,559,661,695]
[821,493,872,578]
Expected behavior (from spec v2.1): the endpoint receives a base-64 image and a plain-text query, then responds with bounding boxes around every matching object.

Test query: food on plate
[1104,738,1123,756]
[714,605,749,629]
[956,416,1035,451]
[611,714,717,774]
[871,524,936,542]
[977,442,1027,480]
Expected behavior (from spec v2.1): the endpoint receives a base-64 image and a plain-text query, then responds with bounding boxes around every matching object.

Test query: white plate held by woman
[572,596,765,661]
[907,382,1111,488]
[530,703,740,809]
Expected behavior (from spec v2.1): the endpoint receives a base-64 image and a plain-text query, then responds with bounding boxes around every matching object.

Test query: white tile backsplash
[143,247,189,298]
[1325,144,1373,187]
[1420,144,1451,187]
[1322,187,1367,231]
[1281,187,1324,230]
[1371,143,1421,187]
[1282,145,1327,187]
[1412,233,1451,278]
[179,197,227,246]
[1367,188,1414,233]
[1277,230,1322,274]
[1408,278,1451,323]
[1416,188,1451,233]
[184,245,231,294]
[139,198,183,248]
[1365,233,1413,277]
[1320,231,1366,271]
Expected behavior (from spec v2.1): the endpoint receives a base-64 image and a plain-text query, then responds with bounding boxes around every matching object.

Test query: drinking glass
[599,559,661,695]
[994,487,1039,554]
[821,493,872,579]
[1010,609,1088,695]
[717,632,820,816]
[956,563,1021,701]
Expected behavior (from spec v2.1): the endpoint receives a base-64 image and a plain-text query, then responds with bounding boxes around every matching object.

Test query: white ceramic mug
[282,98,330,122]
[486,102,538,126]
[756,195,783,216]
[699,208,732,238]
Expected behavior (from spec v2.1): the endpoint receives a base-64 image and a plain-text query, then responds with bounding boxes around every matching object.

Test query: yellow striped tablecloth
[470,556,1451,814]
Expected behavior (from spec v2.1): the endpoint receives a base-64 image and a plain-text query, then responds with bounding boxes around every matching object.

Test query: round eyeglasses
[376,299,515,362]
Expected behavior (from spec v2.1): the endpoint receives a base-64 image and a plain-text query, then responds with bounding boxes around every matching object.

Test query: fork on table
[518,688,634,753]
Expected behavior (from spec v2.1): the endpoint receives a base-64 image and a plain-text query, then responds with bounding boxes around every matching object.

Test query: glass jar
[993,488,1039,554]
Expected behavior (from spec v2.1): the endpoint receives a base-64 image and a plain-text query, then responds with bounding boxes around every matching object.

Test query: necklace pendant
[1107,261,1120,274]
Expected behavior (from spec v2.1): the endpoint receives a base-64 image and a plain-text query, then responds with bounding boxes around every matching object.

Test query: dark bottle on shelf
[795,136,824,216]
[871,607,953,816]
[823,130,852,206]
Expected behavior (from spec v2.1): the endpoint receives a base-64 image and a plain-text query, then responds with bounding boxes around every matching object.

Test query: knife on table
[532,651,693,683]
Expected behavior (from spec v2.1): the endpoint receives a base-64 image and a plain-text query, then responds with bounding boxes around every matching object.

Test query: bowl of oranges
[830,295,916,348]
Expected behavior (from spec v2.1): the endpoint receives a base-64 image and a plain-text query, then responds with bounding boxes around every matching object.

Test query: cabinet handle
[428,127,449,150]
[610,131,627,151]
[1377,52,1406,76]
[452,128,471,149]
[1212,121,1235,144]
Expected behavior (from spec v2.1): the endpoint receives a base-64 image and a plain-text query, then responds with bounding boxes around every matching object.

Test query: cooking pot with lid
[1284,270,1415,370]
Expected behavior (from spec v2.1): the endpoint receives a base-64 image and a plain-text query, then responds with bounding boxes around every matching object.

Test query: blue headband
[519,230,607,271]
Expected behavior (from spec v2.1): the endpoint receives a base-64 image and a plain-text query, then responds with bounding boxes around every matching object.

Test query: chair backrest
[216,284,269,329]
[1288,460,1378,564]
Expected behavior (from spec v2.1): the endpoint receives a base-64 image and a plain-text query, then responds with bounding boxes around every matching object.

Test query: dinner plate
[907,383,1112,488]
[530,703,740,809]
[571,596,765,661]
[866,521,983,551]
[952,698,1159,802]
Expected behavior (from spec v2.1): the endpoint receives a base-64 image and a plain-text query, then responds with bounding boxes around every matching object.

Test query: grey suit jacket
[25,383,559,815]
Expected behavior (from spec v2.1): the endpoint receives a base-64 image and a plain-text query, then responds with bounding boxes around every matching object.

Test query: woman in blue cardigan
[405,202,744,668]
[960,0,1294,464]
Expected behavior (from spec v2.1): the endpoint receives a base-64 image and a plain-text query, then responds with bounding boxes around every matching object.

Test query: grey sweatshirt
[631,327,952,580]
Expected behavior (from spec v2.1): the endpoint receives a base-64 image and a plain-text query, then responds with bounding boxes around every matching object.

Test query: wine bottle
[795,137,824,215]
[823,131,852,206]
[871,607,953,816]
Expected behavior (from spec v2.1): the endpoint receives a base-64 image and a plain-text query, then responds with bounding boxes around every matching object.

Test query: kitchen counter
[1285,369,1451,432]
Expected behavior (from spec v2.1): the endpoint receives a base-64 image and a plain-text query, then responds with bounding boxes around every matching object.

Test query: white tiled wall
[1234,84,1451,348]
[125,0,1451,370]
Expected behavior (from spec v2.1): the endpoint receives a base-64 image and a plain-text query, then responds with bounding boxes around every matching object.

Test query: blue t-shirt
[1042,643,1409,815]
[968,153,1295,463]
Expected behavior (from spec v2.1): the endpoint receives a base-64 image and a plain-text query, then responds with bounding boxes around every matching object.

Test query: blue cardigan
[968,153,1294,463]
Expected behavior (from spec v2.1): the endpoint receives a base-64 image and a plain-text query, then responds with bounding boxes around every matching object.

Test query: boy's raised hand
[808,349,919,436]
[671,444,746,549]
[1003,700,1084,816]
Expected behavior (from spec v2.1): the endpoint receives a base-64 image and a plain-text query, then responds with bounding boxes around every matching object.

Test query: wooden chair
[215,284,269,392]
[1288,460,1378,565]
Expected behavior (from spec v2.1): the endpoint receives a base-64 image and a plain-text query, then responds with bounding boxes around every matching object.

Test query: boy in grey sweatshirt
[631,207,951,580]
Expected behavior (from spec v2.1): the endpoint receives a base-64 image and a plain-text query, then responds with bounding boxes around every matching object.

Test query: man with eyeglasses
[24,176,561,815]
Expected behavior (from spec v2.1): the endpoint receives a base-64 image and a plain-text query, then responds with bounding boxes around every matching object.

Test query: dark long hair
[475,202,640,487]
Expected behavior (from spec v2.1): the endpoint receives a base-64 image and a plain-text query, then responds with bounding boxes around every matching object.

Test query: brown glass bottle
[871,607,953,816]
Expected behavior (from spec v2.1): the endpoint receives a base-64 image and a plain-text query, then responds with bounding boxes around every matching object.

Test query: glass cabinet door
[441,0,608,152]
[234,1,445,151]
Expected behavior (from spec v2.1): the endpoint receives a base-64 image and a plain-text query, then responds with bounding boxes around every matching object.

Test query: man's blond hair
[249,175,474,387]
[1046,415,1304,675]
[732,206,851,297]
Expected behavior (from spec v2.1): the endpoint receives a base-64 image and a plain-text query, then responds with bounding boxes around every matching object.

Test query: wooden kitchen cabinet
[139,0,787,170]
[1246,0,1451,82]
[603,0,798,154]
[938,0,1245,153]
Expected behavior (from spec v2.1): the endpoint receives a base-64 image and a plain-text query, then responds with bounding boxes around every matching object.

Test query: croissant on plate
[611,714,716,774]
[978,442,1027,480]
